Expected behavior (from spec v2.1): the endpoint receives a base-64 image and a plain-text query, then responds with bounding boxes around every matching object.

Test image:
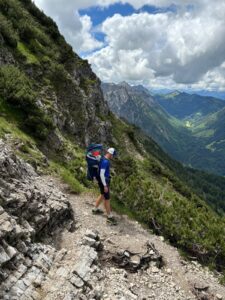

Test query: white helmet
[107,148,116,156]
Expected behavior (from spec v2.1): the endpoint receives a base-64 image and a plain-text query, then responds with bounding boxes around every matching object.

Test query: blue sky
[35,0,225,94]
[79,3,178,45]
[79,3,177,28]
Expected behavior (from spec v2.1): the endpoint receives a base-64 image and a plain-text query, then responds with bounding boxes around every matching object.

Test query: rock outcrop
[37,190,225,300]
[0,140,74,300]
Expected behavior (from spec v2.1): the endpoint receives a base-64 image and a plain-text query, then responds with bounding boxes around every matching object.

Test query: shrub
[0,65,36,108]
[18,21,36,42]
[0,13,17,47]
[48,63,69,87]
[0,65,53,139]
[0,0,24,18]
[18,0,60,39]
[58,41,75,64]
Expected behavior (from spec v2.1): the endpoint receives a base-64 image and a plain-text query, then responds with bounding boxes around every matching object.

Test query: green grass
[0,103,85,195]
[17,41,39,64]
[0,112,33,143]
[49,161,84,194]
[111,195,137,220]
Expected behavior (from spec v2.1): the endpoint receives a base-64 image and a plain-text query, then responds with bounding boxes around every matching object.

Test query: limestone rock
[0,140,74,300]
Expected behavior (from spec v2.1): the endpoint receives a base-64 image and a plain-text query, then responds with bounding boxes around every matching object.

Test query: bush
[48,63,68,87]
[0,65,53,139]
[0,65,36,108]
[19,0,60,39]
[58,41,75,64]
[25,114,53,140]
[0,13,17,47]
[18,21,36,42]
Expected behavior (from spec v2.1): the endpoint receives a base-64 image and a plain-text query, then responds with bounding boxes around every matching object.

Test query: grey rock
[194,282,209,291]
[73,246,98,282]
[152,266,159,273]
[85,229,99,240]
[82,236,97,248]
[0,246,10,265]
[0,140,74,300]
[70,274,84,288]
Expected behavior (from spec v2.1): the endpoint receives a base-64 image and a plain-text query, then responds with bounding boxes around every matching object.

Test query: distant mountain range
[155,91,225,121]
[101,82,194,163]
[102,82,225,175]
[151,89,225,101]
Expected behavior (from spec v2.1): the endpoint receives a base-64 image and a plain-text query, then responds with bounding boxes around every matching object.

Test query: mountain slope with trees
[102,82,194,163]
[155,91,225,175]
[103,83,225,175]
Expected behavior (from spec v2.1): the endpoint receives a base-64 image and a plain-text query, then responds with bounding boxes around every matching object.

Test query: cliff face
[0,1,111,147]
[39,58,112,147]
[0,140,74,299]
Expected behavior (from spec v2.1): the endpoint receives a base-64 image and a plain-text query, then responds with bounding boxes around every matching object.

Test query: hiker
[92,148,117,225]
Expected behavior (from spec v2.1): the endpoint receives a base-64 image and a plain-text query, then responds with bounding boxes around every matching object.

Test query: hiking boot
[92,208,104,215]
[107,216,117,225]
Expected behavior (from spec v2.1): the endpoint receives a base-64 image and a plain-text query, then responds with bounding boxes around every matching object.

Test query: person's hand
[104,186,108,193]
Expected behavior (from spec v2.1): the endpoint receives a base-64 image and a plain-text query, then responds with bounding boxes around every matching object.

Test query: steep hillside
[0,0,111,147]
[155,91,225,175]
[187,107,225,173]
[102,82,193,162]
[155,91,225,123]
[0,0,225,289]
[103,83,225,175]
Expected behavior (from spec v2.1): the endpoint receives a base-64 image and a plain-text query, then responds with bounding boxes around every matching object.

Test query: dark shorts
[97,177,110,200]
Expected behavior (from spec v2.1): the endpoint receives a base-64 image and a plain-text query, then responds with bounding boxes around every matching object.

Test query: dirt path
[39,179,225,300]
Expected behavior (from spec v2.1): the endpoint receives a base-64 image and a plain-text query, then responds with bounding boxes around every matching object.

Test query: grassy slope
[0,0,225,276]
[108,115,225,273]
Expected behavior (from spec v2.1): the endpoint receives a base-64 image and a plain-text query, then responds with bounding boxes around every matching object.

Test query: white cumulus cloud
[88,1,225,90]
[34,0,225,90]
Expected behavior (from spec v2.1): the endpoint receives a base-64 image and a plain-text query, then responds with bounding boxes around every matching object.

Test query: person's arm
[100,160,109,192]
[100,169,107,186]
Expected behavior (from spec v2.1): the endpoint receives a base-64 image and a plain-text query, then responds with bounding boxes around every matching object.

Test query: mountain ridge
[102,81,225,175]
[155,91,225,121]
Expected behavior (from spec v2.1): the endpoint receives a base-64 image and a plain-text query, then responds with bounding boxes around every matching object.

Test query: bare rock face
[0,140,74,300]
[47,62,112,147]
[42,229,103,300]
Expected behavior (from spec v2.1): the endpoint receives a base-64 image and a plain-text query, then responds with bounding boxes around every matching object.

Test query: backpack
[86,144,103,181]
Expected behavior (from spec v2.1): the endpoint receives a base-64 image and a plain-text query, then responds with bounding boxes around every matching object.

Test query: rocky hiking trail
[39,179,225,300]
[0,140,224,300]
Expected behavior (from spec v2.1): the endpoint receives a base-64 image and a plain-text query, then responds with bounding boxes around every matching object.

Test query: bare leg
[95,194,104,208]
[104,199,111,216]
